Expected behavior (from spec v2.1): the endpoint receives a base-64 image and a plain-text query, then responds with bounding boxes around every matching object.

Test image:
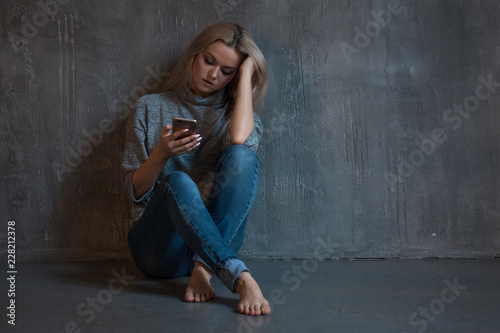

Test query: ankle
[194,261,213,276]
[235,271,252,292]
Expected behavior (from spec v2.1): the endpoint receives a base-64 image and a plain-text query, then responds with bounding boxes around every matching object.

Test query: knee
[162,171,197,193]
[165,171,192,183]
[223,145,259,171]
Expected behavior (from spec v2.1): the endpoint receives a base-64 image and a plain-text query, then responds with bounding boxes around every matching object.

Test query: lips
[202,79,214,86]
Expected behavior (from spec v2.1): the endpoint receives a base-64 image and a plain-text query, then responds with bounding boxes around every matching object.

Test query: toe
[248,305,254,316]
[262,304,271,315]
[184,291,194,302]
[254,305,262,316]
[250,306,256,316]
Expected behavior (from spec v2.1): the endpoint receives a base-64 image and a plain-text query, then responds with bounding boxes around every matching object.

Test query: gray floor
[1,259,499,333]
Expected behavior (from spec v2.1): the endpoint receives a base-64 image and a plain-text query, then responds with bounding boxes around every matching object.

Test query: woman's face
[191,41,243,97]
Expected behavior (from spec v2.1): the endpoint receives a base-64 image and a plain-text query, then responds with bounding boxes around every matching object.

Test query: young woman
[122,22,271,316]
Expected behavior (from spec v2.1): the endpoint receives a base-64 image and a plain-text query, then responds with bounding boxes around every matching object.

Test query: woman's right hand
[132,124,201,199]
[157,124,202,159]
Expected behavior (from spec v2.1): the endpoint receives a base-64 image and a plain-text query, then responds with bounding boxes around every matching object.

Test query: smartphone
[172,117,197,140]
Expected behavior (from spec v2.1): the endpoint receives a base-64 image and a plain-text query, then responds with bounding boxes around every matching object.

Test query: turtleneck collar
[178,84,227,107]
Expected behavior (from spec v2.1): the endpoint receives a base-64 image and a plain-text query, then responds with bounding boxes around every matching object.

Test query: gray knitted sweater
[122,86,263,222]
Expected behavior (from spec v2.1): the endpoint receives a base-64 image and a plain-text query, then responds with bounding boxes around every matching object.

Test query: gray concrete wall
[1,0,499,261]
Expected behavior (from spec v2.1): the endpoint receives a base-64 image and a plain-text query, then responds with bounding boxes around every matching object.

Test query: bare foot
[235,271,271,316]
[184,262,215,302]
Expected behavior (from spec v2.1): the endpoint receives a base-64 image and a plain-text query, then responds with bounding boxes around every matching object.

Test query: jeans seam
[166,180,222,270]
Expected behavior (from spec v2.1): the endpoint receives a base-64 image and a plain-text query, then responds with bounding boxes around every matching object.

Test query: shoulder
[136,91,175,108]
[134,91,180,118]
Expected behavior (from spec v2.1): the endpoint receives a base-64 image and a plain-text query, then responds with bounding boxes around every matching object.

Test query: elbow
[230,131,250,145]
[230,127,253,145]
[231,134,248,145]
[231,136,248,145]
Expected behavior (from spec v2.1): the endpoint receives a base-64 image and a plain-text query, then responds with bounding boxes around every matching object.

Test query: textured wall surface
[1,0,500,260]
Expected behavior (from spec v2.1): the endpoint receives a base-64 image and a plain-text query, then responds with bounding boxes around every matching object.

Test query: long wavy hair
[164,22,268,113]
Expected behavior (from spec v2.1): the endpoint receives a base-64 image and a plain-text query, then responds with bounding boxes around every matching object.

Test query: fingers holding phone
[172,118,201,152]
[173,117,197,140]
[172,128,202,151]
[158,118,201,158]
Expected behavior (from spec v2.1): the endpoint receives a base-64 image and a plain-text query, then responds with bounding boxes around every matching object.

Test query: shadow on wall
[49,67,170,260]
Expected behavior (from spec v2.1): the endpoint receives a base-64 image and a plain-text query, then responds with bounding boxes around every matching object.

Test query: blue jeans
[127,145,259,292]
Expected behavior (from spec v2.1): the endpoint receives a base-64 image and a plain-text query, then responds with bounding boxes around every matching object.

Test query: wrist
[152,146,170,164]
[239,67,254,79]
[238,73,253,91]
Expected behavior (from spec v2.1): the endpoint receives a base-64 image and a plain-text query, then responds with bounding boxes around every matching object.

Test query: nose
[208,67,219,79]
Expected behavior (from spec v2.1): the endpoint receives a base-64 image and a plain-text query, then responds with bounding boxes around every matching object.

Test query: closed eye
[203,53,235,76]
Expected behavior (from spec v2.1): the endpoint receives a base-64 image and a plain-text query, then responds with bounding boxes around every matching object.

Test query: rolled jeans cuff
[193,254,209,268]
[215,258,250,292]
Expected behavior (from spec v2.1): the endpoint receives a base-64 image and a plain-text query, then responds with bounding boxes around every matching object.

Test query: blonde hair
[165,22,268,113]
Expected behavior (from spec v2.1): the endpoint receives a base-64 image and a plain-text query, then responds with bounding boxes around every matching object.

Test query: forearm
[230,71,254,144]
[131,147,169,199]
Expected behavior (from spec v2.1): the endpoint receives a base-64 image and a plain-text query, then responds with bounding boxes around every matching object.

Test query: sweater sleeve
[242,112,264,152]
[122,97,156,203]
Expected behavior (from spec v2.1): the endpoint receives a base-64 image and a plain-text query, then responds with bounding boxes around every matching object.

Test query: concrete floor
[1,259,499,333]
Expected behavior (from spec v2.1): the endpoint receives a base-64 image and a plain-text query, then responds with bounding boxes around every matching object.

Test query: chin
[195,87,213,97]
